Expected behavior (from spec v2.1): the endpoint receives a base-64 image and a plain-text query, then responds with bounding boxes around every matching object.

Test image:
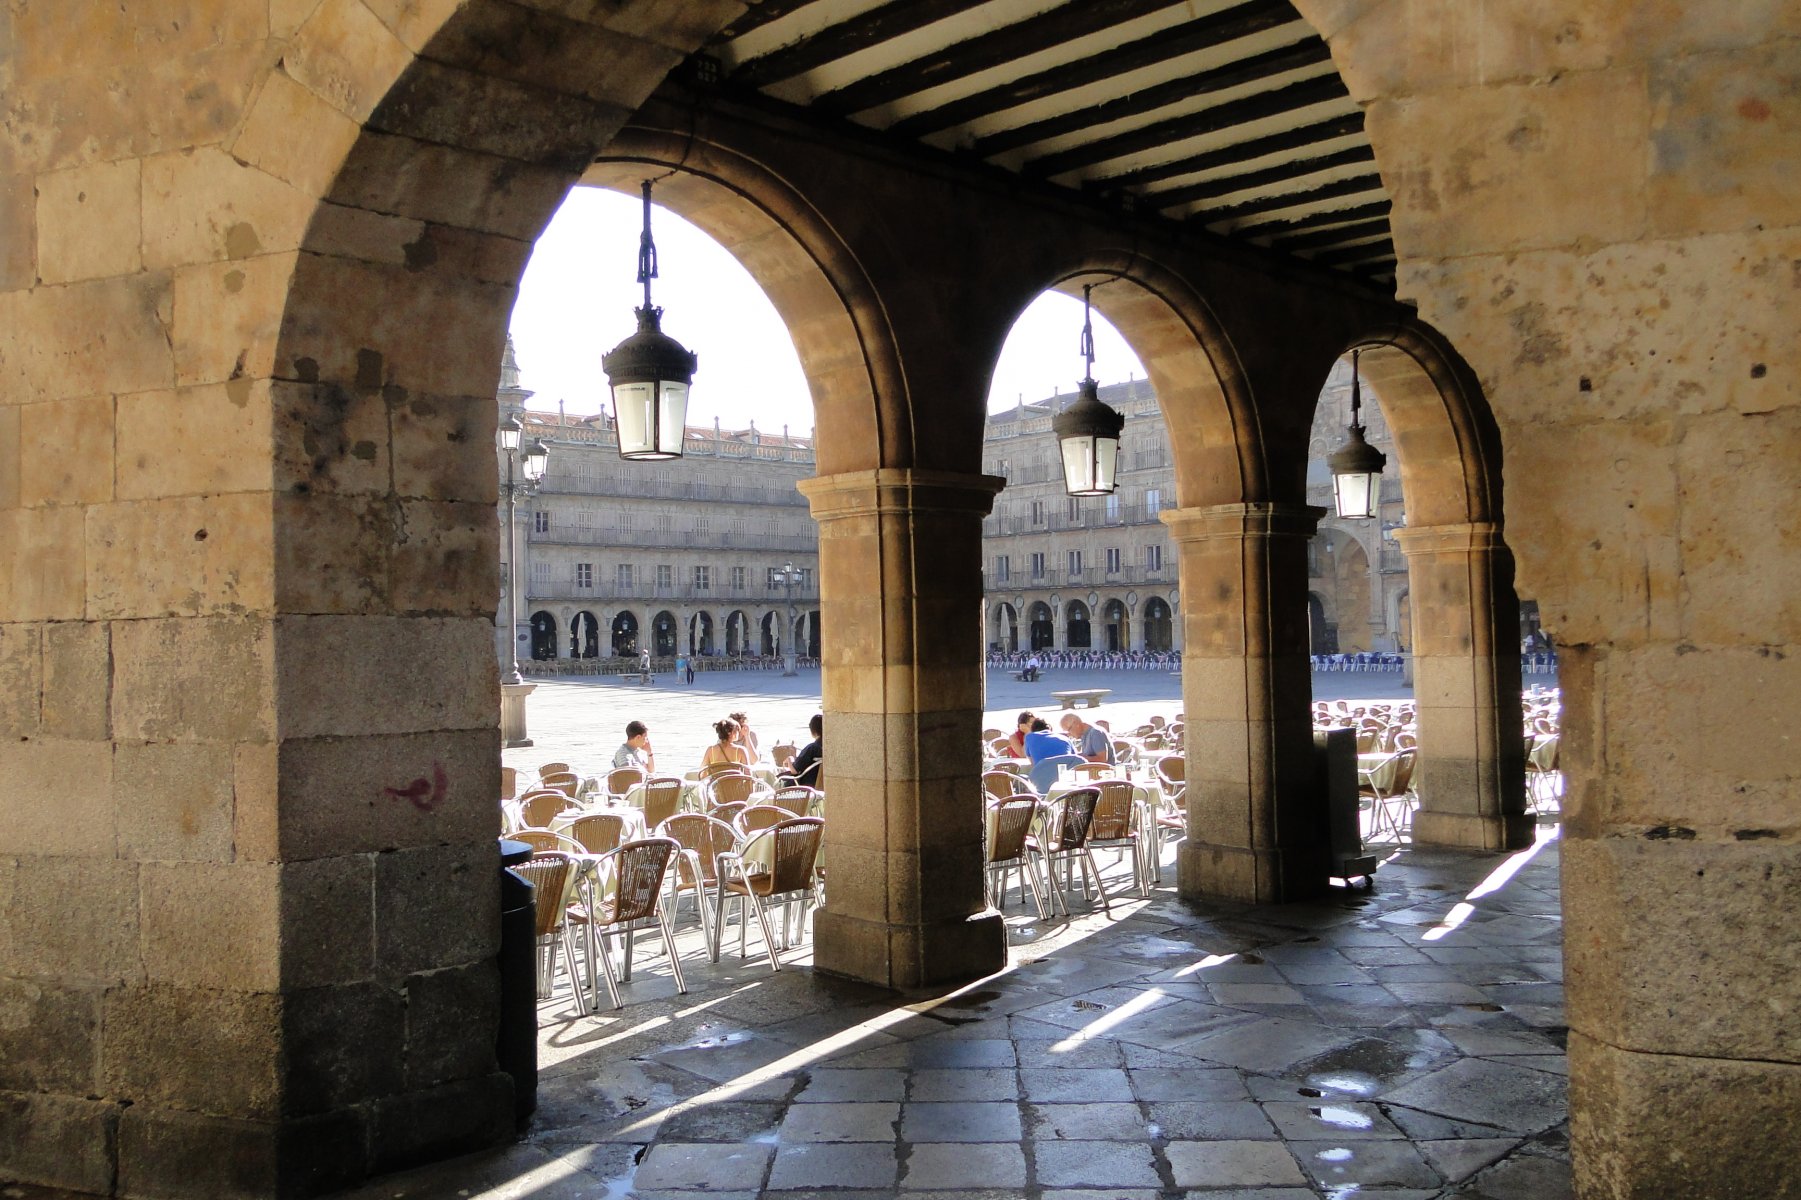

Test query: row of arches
[528,608,821,660]
[990,597,1176,653]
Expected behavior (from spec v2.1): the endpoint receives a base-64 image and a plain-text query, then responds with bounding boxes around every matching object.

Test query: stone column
[798,468,1006,989]
[1163,504,1330,903]
[1394,523,1531,850]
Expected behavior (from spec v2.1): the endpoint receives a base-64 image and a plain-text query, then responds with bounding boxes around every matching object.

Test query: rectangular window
[656,514,673,535]
[532,561,551,584]
[574,562,593,589]
[693,565,710,590]
[800,567,813,590]
[576,509,596,528]
[1030,552,1046,579]
[995,555,1010,583]
[532,509,550,533]
[616,564,633,590]
[1146,544,1163,573]
[1030,499,1045,526]
[1105,547,1121,575]
[1145,487,1162,513]
[1067,549,1083,577]
[694,515,710,536]
[656,564,672,589]
[1105,493,1120,522]
[730,565,746,590]
[1066,497,1081,522]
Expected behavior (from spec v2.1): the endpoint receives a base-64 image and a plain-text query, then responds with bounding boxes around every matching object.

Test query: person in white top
[728,710,761,763]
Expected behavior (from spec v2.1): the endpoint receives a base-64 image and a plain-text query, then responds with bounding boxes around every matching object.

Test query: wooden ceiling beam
[708,0,834,45]
[1264,216,1392,252]
[1143,143,1374,211]
[1232,197,1391,240]
[729,0,994,89]
[813,0,1181,117]
[1023,72,1348,178]
[885,0,1299,140]
[1088,111,1362,191]
[1192,172,1385,225]
[969,38,1330,160]
[1310,237,1396,267]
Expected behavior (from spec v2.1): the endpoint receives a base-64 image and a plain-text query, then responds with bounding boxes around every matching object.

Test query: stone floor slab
[1032,1140,1163,1189]
[1380,1057,1568,1133]
[901,1143,1028,1190]
[901,1101,1024,1142]
[1163,1139,1309,1189]
[767,1142,901,1190]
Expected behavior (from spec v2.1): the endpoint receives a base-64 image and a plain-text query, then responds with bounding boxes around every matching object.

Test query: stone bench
[1051,689,1110,710]
[618,672,655,684]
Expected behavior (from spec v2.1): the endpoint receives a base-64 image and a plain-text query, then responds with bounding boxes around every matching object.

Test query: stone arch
[1306,592,1333,655]
[651,609,678,657]
[1101,598,1129,653]
[1142,598,1174,653]
[993,602,1020,653]
[530,610,559,661]
[724,609,751,657]
[1065,599,1093,650]
[690,610,716,656]
[583,124,905,475]
[607,610,636,657]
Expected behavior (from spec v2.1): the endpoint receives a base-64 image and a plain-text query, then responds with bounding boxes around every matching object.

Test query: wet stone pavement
[333,827,1568,1200]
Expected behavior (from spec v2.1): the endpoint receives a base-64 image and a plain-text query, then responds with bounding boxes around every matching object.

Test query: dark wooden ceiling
[704,0,1395,288]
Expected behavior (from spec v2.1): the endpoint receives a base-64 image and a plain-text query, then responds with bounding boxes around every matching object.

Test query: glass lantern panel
[655,379,689,457]
[1333,470,1378,519]
[613,381,655,458]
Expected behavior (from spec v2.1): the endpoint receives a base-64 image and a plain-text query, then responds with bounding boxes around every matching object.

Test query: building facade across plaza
[982,368,1406,658]
[495,342,821,671]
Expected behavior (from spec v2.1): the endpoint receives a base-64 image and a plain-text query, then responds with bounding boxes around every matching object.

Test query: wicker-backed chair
[734,804,789,837]
[1031,788,1109,916]
[1069,761,1111,780]
[539,771,580,797]
[981,770,1020,801]
[639,776,684,829]
[606,766,646,800]
[519,791,569,829]
[698,760,749,781]
[657,813,740,955]
[770,742,798,768]
[513,827,583,856]
[1090,779,1146,897]
[988,737,1014,758]
[567,837,688,1010]
[565,812,628,856]
[1360,748,1419,841]
[708,800,748,828]
[713,816,826,970]
[501,766,519,800]
[511,853,584,1008]
[980,727,1004,742]
[706,773,757,808]
[770,786,818,817]
[985,796,1048,919]
[537,761,573,779]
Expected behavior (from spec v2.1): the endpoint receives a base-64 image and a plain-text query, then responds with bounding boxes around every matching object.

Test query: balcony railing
[983,501,1173,536]
[528,526,818,553]
[527,583,821,605]
[537,473,811,506]
[983,564,1172,591]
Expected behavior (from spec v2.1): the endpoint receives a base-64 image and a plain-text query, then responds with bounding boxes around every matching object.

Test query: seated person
[1022,716,1076,763]
[1060,712,1115,765]
[1002,710,1035,759]
[702,717,755,768]
[780,713,823,788]
[1022,653,1043,682]
[612,720,655,772]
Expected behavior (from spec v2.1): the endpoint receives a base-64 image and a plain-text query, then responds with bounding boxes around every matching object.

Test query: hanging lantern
[602,180,697,461]
[1053,284,1125,497]
[1328,348,1387,519]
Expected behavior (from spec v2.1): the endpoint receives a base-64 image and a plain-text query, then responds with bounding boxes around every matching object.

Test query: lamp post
[499,414,549,686]
[775,561,801,677]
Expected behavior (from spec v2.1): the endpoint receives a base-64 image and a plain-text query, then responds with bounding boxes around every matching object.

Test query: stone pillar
[1051,600,1066,652]
[501,681,537,748]
[798,469,1006,989]
[1395,523,1531,850]
[1163,504,1330,903]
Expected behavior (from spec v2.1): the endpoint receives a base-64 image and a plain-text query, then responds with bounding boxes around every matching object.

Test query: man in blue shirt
[1060,712,1115,765]
[1022,715,1076,762]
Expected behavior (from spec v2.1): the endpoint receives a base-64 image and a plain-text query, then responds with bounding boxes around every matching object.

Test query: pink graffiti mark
[383,762,449,812]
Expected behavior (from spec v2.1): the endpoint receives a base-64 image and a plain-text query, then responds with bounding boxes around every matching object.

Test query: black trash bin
[497,838,538,1129]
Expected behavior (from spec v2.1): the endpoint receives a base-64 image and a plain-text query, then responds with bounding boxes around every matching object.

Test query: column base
[1178,840,1332,905]
[500,682,537,749]
[813,908,1007,991]
[1412,809,1534,851]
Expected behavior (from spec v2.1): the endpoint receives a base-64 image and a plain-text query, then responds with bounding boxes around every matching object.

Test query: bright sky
[507,186,1145,433]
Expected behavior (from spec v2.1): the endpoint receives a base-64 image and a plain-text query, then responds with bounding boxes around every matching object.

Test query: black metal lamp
[602,180,697,461]
[1052,284,1125,497]
[1328,348,1387,519]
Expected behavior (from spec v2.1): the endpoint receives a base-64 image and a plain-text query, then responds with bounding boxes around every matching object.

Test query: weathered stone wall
[1295,1,1801,1193]
[0,1,743,1194]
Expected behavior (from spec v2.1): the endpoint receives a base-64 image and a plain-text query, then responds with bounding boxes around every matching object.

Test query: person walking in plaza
[702,717,754,768]
[612,721,655,772]
[1060,711,1115,765]
[639,646,654,683]
[677,651,692,684]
